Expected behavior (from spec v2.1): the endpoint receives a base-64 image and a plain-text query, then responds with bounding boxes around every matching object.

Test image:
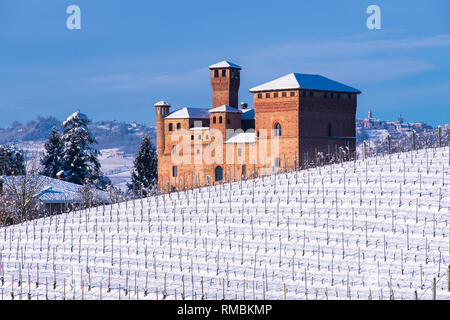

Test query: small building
[0,175,110,214]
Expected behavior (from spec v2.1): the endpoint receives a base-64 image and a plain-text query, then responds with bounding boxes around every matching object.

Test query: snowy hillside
[0,147,448,300]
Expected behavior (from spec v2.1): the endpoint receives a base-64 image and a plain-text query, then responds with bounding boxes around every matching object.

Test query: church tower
[209,60,241,109]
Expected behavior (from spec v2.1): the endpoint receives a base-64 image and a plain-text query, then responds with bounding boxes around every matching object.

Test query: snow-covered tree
[40,126,64,178]
[61,111,111,190]
[0,144,26,176]
[128,134,158,196]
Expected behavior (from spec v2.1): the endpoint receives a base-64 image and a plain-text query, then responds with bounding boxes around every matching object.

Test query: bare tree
[0,174,45,226]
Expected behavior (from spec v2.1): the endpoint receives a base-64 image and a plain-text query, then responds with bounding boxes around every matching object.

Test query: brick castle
[155,61,360,191]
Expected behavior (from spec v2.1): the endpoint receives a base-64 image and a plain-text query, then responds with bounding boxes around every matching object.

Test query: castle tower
[154,101,171,155]
[209,60,241,109]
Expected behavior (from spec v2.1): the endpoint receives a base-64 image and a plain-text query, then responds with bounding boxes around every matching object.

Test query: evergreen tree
[0,144,26,176]
[61,111,111,189]
[128,134,157,196]
[40,127,64,178]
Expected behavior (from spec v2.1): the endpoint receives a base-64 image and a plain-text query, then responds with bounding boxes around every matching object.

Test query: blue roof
[249,73,361,94]
[242,108,255,120]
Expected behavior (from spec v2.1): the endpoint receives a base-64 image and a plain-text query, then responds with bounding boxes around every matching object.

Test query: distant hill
[0,116,156,156]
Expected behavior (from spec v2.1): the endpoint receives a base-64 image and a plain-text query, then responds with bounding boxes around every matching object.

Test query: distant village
[356,110,449,143]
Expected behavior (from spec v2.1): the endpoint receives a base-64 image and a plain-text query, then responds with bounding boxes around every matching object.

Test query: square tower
[209,60,241,109]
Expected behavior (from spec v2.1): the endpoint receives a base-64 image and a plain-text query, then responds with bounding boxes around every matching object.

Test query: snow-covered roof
[165,107,210,119]
[189,127,209,131]
[209,60,242,69]
[154,101,171,106]
[249,73,361,93]
[209,105,242,113]
[225,131,256,144]
[0,175,109,204]
[241,108,255,120]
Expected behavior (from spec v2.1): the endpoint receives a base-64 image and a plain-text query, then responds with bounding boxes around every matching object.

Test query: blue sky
[0,0,449,127]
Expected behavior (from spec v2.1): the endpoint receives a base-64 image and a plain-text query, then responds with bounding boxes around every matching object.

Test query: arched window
[327,124,332,137]
[215,166,223,182]
[176,123,181,130]
[274,123,282,137]
[168,123,173,131]
[219,116,223,124]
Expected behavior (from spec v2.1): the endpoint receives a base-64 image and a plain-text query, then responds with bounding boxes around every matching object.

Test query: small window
[290,91,295,97]
[327,124,332,137]
[302,91,306,97]
[214,70,219,78]
[213,116,216,124]
[310,92,314,97]
[337,94,341,100]
[330,93,334,99]
[172,145,177,154]
[274,92,278,98]
[222,69,226,77]
[348,94,351,100]
[238,148,242,157]
[257,131,260,137]
[168,123,173,131]
[172,166,178,177]
[176,123,181,130]
[324,92,328,98]
[275,158,280,168]
[219,116,223,124]
[265,93,270,98]
[196,149,200,154]
[191,135,194,140]
[198,135,201,140]
[205,134,209,139]
[282,92,286,97]
[242,165,246,176]
[257,93,262,99]
[160,108,164,115]
[274,122,282,137]
[227,118,230,124]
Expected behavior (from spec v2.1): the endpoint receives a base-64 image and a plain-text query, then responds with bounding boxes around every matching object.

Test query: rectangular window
[214,70,219,78]
[337,94,341,100]
[348,94,352,100]
[302,91,306,97]
[265,93,270,98]
[290,91,295,97]
[222,69,226,77]
[274,92,278,98]
[310,92,314,97]
[324,92,328,98]
[242,165,246,176]
[282,92,286,97]
[330,93,334,99]
[172,166,178,177]
[168,123,173,131]
[238,148,242,156]
[257,93,262,99]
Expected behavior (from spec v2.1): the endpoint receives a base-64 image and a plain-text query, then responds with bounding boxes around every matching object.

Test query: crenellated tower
[209,60,241,109]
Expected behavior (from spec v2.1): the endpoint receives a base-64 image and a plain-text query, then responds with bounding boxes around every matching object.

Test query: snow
[0,175,109,203]
[209,105,242,113]
[225,132,256,144]
[154,101,171,107]
[62,111,88,127]
[209,61,241,69]
[165,107,210,119]
[249,73,361,93]
[0,147,448,300]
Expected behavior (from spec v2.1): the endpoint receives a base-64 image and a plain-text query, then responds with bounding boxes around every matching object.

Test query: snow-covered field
[0,147,448,300]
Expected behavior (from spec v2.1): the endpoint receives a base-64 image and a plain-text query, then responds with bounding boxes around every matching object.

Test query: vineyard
[0,147,449,300]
